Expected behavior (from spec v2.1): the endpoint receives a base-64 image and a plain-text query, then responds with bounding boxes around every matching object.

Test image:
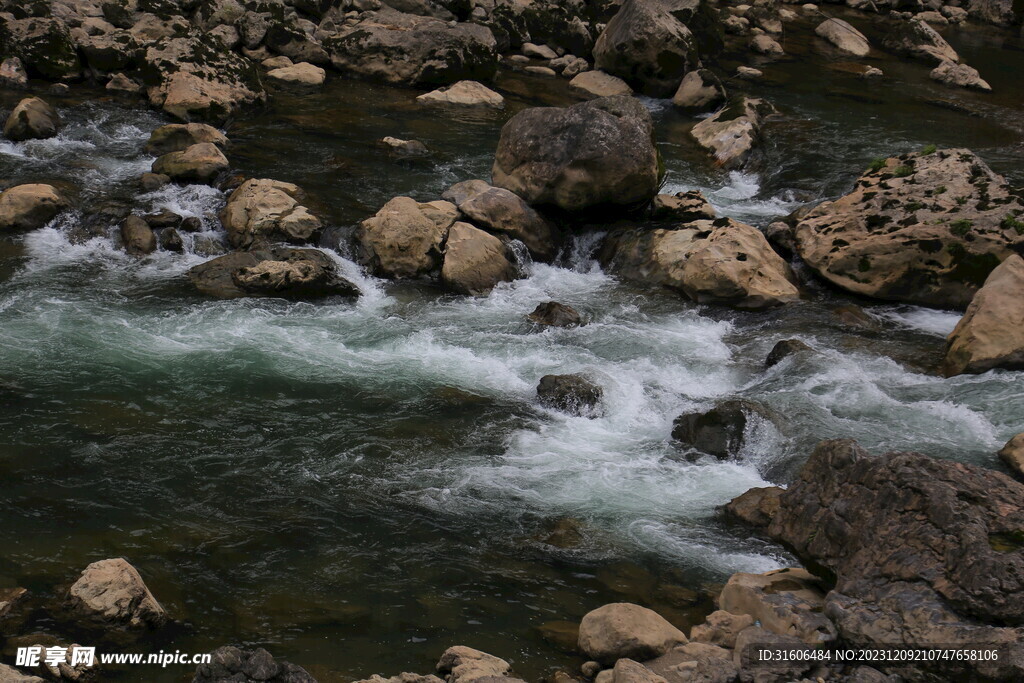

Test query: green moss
[934,185,947,195]
[989,530,1024,552]
[950,219,973,236]
[893,165,914,178]
[921,144,937,155]
[1001,213,1024,235]
[868,157,886,173]
[905,201,923,212]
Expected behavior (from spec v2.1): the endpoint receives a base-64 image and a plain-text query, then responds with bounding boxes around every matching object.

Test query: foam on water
[872,305,962,337]
[662,171,804,224]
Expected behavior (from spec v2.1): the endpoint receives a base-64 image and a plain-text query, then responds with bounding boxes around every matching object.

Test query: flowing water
[1,13,1023,682]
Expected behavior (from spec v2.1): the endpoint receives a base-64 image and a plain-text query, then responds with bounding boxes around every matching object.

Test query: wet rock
[721,486,783,528]
[416,80,504,107]
[266,62,327,89]
[764,339,812,368]
[592,0,705,96]
[380,136,429,156]
[791,148,1024,308]
[735,65,761,79]
[487,0,593,56]
[3,97,60,142]
[671,399,777,459]
[193,646,317,682]
[78,29,142,73]
[106,73,143,94]
[569,70,632,98]
[537,373,603,415]
[941,254,1024,375]
[142,208,182,228]
[577,602,686,665]
[66,558,166,629]
[580,661,602,678]
[492,96,660,214]
[815,18,870,57]
[323,9,498,85]
[719,568,837,644]
[0,586,28,621]
[436,646,509,683]
[930,60,991,91]
[0,57,29,89]
[536,517,585,548]
[356,196,458,278]
[440,221,516,295]
[998,433,1024,478]
[881,17,958,64]
[524,65,557,77]
[750,33,783,56]
[600,219,799,310]
[145,123,228,157]
[221,178,323,248]
[687,609,755,648]
[528,301,583,327]
[446,181,557,260]
[0,663,44,682]
[522,41,557,59]
[671,69,725,113]
[690,97,775,169]
[735,438,1024,680]
[121,215,157,255]
[152,143,229,185]
[0,17,81,80]
[160,227,184,253]
[189,246,359,299]
[644,642,738,683]
[140,172,170,192]
[142,32,265,123]
[0,184,68,232]
[649,191,716,222]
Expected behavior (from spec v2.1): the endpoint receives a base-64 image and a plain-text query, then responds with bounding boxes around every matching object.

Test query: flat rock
[416,80,504,107]
[569,70,633,98]
[189,247,359,299]
[266,62,327,89]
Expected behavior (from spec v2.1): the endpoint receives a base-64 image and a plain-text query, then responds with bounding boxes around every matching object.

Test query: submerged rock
[440,221,516,295]
[66,558,167,629]
[527,301,583,327]
[193,646,317,682]
[356,196,458,278]
[380,137,429,157]
[690,96,774,169]
[221,178,322,248]
[145,123,228,156]
[151,142,229,185]
[537,374,602,415]
[3,96,60,142]
[600,219,799,310]
[941,254,1024,375]
[577,602,686,664]
[791,148,1024,308]
[0,184,68,232]
[416,80,504,107]
[492,96,660,214]
[671,399,776,459]
[189,247,359,299]
[764,338,812,368]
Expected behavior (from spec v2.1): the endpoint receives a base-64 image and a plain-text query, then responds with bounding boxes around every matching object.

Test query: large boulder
[689,96,774,169]
[0,17,80,80]
[0,184,68,232]
[967,0,1022,25]
[592,0,709,96]
[671,398,777,459]
[121,215,157,255]
[220,178,322,248]
[600,218,799,310]
[3,97,60,141]
[145,123,228,156]
[443,180,558,260]
[790,148,1024,308]
[66,558,167,629]
[193,646,316,682]
[941,254,1024,375]
[189,247,359,299]
[814,18,870,57]
[440,221,516,295]
[881,17,959,64]
[151,142,229,184]
[537,373,602,415]
[78,29,143,73]
[141,32,266,123]
[731,439,1024,681]
[355,196,459,278]
[577,603,686,665]
[492,96,660,214]
[323,9,498,85]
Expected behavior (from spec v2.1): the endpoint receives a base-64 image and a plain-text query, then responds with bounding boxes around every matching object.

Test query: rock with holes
[790,148,1024,308]
[66,558,167,629]
[189,247,359,299]
[220,179,323,248]
[649,190,716,222]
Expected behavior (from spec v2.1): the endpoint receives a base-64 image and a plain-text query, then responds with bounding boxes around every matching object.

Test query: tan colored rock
[719,568,836,644]
[220,178,322,248]
[610,659,665,683]
[998,433,1024,478]
[3,97,60,142]
[356,196,458,278]
[722,486,783,528]
[121,215,157,256]
[690,97,774,169]
[66,558,166,629]
[416,80,504,107]
[569,70,632,98]
[792,148,1024,308]
[107,73,143,93]
[930,60,991,91]
[750,34,784,56]
[522,42,558,60]
[267,62,327,89]
[145,123,228,156]
[600,219,799,310]
[262,56,294,70]
[447,180,558,260]
[151,142,229,184]
[0,662,46,682]
[380,137,429,156]
[0,57,29,89]
[0,586,27,620]
[815,18,870,57]
[436,646,509,683]
[689,609,756,648]
[577,602,687,665]
[440,222,516,295]
[650,190,716,221]
[942,255,1024,375]
[0,184,68,232]
[671,69,725,113]
[189,247,358,299]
